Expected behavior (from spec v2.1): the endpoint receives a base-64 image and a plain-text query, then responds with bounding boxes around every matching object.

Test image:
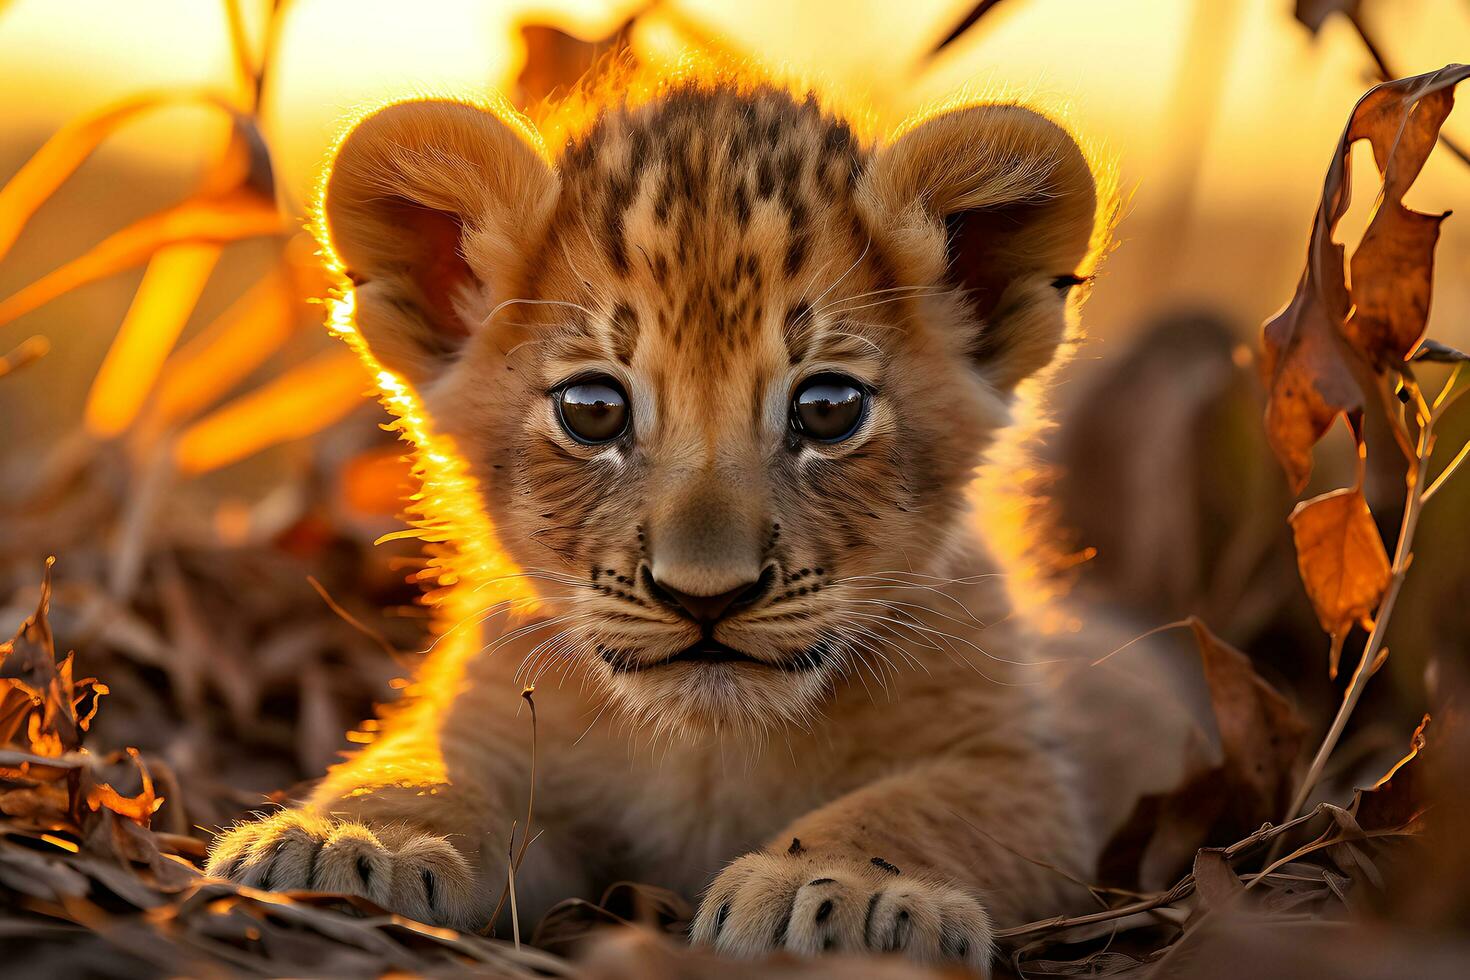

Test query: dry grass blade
[140,265,297,432]
[172,348,367,474]
[0,334,48,379]
[0,92,226,264]
[0,189,283,331]
[83,242,221,438]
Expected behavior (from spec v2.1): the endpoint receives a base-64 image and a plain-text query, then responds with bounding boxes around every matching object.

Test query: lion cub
[208,75,1112,974]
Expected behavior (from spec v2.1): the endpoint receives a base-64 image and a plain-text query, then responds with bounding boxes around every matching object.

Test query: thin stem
[1431,363,1463,413]
[1277,409,1434,831]
[1422,437,1470,504]
[486,686,539,934]
[996,806,1327,940]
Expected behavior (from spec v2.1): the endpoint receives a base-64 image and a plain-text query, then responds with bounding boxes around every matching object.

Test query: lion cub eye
[556,377,630,444]
[791,374,866,443]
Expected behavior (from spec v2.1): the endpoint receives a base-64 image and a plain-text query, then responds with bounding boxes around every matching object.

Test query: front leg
[690,756,1091,975]
[206,698,539,930]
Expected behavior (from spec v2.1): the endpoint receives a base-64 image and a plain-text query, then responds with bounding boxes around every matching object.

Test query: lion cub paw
[206,809,480,929]
[690,849,995,975]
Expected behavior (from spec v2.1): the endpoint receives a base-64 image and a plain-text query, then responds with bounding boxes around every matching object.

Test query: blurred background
[0,0,1465,840]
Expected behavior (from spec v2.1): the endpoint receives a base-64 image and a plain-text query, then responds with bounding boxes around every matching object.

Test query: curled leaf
[1260,64,1470,491]
[1340,69,1462,367]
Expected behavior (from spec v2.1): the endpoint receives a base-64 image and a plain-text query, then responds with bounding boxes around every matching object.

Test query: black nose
[642,566,774,625]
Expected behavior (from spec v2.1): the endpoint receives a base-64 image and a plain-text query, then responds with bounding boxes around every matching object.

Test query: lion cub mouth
[665,640,761,666]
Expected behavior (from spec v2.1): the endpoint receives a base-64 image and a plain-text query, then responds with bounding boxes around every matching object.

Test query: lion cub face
[324,82,1097,734]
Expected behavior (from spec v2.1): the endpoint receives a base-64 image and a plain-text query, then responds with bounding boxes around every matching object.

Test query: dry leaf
[1349,714,1429,835]
[1288,487,1391,637]
[1259,64,1470,491]
[1099,618,1307,888]
[1191,849,1245,916]
[1191,618,1308,824]
[1340,69,1460,367]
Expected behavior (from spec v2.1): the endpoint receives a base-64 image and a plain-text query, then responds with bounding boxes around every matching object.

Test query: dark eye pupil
[558,381,628,443]
[793,377,864,441]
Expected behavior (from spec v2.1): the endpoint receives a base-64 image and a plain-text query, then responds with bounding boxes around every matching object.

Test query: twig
[486,686,539,934]
[1422,438,1470,504]
[996,807,1327,940]
[1246,825,1416,894]
[305,575,406,664]
[507,834,521,951]
[1274,374,1438,845]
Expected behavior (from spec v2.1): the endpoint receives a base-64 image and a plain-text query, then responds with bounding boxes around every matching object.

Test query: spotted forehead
[535,85,887,380]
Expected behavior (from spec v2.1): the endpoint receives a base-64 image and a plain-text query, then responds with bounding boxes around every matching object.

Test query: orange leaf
[1289,486,1392,636]
[0,188,283,331]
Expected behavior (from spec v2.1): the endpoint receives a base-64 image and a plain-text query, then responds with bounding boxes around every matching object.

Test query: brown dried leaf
[1191,849,1245,915]
[1192,618,1308,821]
[0,560,89,753]
[1099,619,1307,888]
[1288,487,1391,637]
[1259,238,1364,494]
[1341,69,1461,366]
[1260,64,1470,491]
[1349,713,1429,834]
[83,750,160,826]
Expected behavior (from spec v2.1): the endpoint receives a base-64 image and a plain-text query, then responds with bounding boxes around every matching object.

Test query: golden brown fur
[204,71,1182,975]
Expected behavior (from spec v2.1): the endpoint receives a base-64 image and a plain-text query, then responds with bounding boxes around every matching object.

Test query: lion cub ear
[860,105,1099,391]
[323,100,558,384]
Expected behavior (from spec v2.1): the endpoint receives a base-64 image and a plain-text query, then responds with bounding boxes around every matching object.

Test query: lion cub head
[323,80,1099,734]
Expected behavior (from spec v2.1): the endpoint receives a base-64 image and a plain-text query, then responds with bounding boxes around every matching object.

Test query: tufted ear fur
[323,100,559,383]
[859,104,1099,391]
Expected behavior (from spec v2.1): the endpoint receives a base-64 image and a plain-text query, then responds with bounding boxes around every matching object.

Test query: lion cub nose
[642,567,773,625]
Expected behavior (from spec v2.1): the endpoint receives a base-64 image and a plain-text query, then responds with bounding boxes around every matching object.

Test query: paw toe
[785,874,866,955]
[312,823,394,905]
[387,834,477,926]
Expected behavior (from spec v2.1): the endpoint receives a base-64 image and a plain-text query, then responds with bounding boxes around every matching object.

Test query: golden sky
[1,0,1466,336]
